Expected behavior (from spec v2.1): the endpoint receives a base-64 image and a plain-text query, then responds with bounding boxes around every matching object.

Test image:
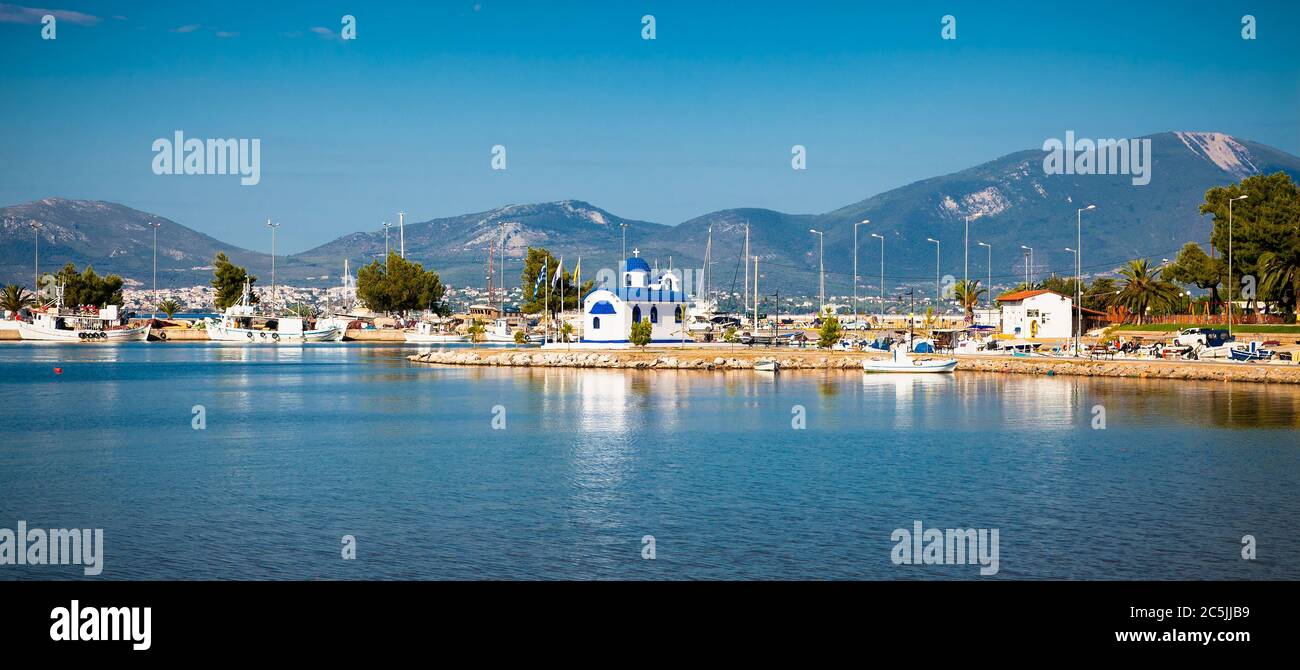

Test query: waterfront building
[581,250,690,343]
[995,289,1105,339]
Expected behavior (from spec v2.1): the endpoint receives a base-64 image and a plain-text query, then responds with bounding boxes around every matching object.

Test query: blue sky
[2,1,1298,253]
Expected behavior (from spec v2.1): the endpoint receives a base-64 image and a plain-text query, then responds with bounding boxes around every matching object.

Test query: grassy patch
[1113,323,1300,333]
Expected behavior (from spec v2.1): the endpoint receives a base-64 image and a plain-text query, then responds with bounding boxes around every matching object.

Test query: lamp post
[1065,246,1078,347]
[927,237,940,303]
[854,219,869,326]
[964,214,972,294]
[1020,245,1033,287]
[266,220,280,307]
[398,211,405,259]
[382,221,391,269]
[150,221,162,318]
[1075,204,1095,355]
[809,229,825,314]
[1228,194,1248,338]
[620,222,629,263]
[977,241,991,313]
[29,222,42,297]
[871,233,885,323]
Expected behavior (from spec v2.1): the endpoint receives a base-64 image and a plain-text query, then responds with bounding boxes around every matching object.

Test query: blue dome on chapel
[625,257,651,273]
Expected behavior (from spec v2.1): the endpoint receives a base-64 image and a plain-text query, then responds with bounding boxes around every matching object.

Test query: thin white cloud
[0,3,100,25]
[309,26,335,37]
[171,23,201,33]
[215,30,238,38]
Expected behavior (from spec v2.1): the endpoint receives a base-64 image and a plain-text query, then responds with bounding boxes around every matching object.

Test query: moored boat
[204,279,342,343]
[18,303,150,342]
[862,347,958,373]
[404,320,466,344]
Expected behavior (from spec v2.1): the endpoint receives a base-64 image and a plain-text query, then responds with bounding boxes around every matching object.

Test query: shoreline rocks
[407,349,1300,384]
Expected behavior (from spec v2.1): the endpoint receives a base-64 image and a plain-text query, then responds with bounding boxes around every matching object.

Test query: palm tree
[157,299,181,319]
[466,319,485,343]
[1257,250,1300,319]
[1,284,34,318]
[952,279,986,322]
[1115,259,1181,323]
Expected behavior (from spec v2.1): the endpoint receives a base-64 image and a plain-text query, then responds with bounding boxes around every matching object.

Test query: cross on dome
[632,248,640,257]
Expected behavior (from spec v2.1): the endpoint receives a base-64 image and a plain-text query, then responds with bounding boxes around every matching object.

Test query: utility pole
[1020,245,1033,287]
[398,211,405,259]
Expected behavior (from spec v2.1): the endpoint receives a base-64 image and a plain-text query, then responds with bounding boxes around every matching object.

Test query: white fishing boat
[205,279,342,343]
[862,346,958,373]
[471,317,536,345]
[18,296,150,343]
[754,358,779,372]
[404,320,466,344]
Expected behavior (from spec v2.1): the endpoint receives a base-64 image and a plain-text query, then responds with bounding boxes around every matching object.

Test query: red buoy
[54,367,63,375]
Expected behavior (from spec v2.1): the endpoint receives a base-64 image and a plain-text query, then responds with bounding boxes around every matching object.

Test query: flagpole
[544,257,549,344]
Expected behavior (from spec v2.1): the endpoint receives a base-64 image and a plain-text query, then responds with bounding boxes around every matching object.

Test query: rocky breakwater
[408,348,1300,384]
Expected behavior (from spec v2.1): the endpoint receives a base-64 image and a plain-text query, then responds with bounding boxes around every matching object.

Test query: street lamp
[266,220,280,307]
[871,233,885,322]
[382,221,391,268]
[398,211,405,259]
[620,222,629,264]
[1076,204,1095,355]
[964,214,973,295]
[854,219,869,326]
[977,241,991,313]
[927,238,940,303]
[809,229,825,314]
[29,222,42,297]
[1020,245,1033,287]
[1228,194,1248,338]
[150,221,162,319]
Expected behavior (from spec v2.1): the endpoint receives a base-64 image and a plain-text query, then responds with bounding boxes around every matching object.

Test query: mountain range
[4,131,1299,300]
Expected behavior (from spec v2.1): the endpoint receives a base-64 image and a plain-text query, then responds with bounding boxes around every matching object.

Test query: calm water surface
[1,343,1297,580]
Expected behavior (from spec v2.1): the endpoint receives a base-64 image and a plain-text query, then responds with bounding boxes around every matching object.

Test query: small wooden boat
[862,347,957,373]
[754,359,779,372]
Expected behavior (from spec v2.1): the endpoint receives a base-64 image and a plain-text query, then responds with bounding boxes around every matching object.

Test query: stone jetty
[408,348,1300,384]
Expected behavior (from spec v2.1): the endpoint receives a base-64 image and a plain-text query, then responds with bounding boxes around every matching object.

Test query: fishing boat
[18,287,150,342]
[404,320,466,344]
[205,279,342,343]
[862,346,958,373]
[754,358,779,372]
[1229,341,1275,362]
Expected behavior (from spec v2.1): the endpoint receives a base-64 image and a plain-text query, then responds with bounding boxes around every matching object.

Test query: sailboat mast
[742,222,750,312]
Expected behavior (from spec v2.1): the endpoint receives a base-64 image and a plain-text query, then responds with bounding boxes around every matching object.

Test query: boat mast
[742,222,750,313]
[704,224,712,304]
